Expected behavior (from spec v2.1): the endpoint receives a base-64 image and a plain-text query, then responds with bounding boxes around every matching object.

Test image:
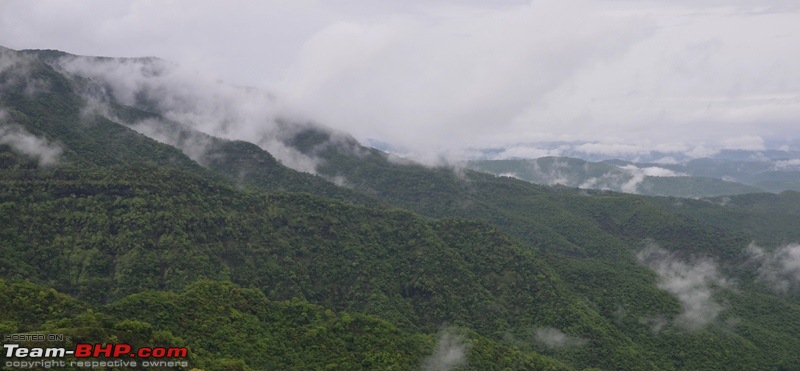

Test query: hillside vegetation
[2,46,800,370]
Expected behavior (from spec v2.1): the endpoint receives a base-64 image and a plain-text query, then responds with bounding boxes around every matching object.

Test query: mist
[421,328,468,371]
[533,327,587,349]
[54,54,327,174]
[773,159,800,171]
[0,111,62,166]
[747,243,800,294]
[483,157,688,194]
[617,165,686,193]
[638,244,731,330]
[4,1,798,165]
[0,46,40,96]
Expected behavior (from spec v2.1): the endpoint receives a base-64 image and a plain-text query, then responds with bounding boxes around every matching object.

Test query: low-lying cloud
[484,157,687,194]
[0,111,62,166]
[2,1,799,164]
[637,244,731,330]
[618,164,686,193]
[421,328,468,371]
[772,159,800,171]
[622,165,684,178]
[747,243,800,294]
[55,55,326,173]
[533,327,587,349]
[639,315,670,335]
[0,47,43,96]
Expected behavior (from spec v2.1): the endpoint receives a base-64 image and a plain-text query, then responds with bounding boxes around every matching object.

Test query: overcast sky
[1,0,799,160]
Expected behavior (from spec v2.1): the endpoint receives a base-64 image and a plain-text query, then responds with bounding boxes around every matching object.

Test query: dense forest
[2,46,800,370]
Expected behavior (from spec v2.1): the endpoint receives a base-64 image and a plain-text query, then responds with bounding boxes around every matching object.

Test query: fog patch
[620,170,646,194]
[0,111,62,166]
[421,328,468,371]
[75,94,214,164]
[0,48,44,95]
[637,244,731,330]
[529,158,570,185]
[534,327,587,349]
[54,55,324,174]
[128,118,213,163]
[493,145,566,160]
[78,96,114,122]
[618,164,686,193]
[0,47,28,77]
[772,159,800,171]
[382,150,474,179]
[653,156,680,165]
[721,135,765,152]
[579,171,629,192]
[472,156,690,194]
[0,47,20,73]
[639,166,684,177]
[21,77,50,96]
[325,174,351,188]
[259,136,321,174]
[386,148,470,169]
[747,243,800,294]
[639,315,669,334]
[385,152,417,166]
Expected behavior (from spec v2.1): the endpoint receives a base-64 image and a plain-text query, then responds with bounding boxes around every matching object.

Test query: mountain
[467,157,777,198]
[3,46,800,370]
[467,155,800,198]
[656,157,800,193]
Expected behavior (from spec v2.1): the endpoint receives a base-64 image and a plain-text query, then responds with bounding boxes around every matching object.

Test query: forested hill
[2,46,800,370]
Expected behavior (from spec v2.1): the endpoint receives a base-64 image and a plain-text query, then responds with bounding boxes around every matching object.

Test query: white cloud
[472,156,691,193]
[720,135,766,151]
[653,156,680,165]
[534,327,587,349]
[1,1,799,163]
[497,172,519,179]
[421,329,468,371]
[620,165,684,178]
[772,159,800,170]
[573,143,651,157]
[638,244,731,330]
[278,0,656,160]
[56,55,325,173]
[493,145,566,160]
[639,315,669,335]
[124,118,213,164]
[615,164,685,193]
[620,170,646,194]
[0,111,62,166]
[747,243,800,294]
[0,46,35,92]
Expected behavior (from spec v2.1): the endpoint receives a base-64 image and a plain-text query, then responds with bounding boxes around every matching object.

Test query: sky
[1,0,799,162]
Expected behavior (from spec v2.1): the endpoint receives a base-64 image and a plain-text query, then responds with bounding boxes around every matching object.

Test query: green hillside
[2,46,800,370]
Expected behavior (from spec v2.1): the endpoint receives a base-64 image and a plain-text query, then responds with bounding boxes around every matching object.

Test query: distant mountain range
[467,154,800,198]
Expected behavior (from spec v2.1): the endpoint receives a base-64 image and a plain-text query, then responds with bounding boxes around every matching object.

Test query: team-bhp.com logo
[4,341,189,369]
